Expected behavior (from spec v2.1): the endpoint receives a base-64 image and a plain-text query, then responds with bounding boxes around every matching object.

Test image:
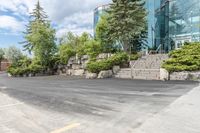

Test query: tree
[0,48,5,71]
[59,32,79,48]
[95,14,115,52]
[4,46,23,63]
[107,0,146,53]
[22,1,57,67]
[130,27,148,52]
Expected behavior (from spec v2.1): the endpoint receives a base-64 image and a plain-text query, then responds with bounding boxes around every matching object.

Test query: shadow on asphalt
[0,74,199,117]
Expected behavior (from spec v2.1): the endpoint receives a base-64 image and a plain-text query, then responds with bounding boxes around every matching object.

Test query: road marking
[50,123,80,133]
[0,102,24,110]
[0,86,7,90]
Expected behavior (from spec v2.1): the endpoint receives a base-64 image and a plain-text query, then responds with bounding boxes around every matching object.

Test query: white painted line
[0,86,7,90]
[0,102,24,110]
[50,123,80,133]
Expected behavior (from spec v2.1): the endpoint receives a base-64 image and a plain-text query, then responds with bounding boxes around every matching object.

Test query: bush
[130,53,141,61]
[76,39,103,60]
[59,45,76,65]
[162,42,200,72]
[7,56,44,76]
[87,52,129,73]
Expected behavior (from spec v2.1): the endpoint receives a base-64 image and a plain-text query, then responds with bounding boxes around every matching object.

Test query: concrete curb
[134,84,200,133]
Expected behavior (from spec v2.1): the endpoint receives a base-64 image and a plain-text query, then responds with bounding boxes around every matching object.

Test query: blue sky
[0,0,111,50]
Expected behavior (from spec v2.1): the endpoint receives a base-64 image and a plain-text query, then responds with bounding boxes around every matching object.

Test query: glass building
[146,0,200,52]
[94,0,200,52]
[93,4,109,35]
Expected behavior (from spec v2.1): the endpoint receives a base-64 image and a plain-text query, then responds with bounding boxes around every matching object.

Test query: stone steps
[114,54,168,80]
[114,68,132,79]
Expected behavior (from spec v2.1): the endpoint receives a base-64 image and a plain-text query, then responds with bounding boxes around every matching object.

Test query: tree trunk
[122,40,131,54]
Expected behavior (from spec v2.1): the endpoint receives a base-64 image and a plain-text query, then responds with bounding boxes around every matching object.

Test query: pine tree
[107,0,146,53]
[22,0,57,67]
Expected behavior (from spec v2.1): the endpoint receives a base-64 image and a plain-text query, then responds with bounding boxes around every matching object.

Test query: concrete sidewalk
[134,84,200,133]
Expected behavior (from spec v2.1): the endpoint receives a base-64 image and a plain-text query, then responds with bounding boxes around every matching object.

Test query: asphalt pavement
[0,73,198,133]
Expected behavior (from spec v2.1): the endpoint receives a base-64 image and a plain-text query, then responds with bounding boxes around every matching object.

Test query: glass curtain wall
[153,0,200,52]
[168,0,200,50]
[93,5,109,36]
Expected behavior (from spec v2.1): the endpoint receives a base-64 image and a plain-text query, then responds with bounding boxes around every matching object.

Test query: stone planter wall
[170,71,200,81]
[160,69,200,81]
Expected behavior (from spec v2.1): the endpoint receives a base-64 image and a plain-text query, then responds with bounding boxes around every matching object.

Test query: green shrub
[7,56,45,76]
[130,53,141,61]
[162,42,200,72]
[59,45,76,65]
[87,52,129,73]
[28,64,44,74]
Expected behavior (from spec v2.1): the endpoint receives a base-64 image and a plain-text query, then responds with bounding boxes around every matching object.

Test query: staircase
[114,54,168,80]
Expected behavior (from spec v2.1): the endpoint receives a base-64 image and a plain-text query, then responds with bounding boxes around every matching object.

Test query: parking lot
[0,74,198,133]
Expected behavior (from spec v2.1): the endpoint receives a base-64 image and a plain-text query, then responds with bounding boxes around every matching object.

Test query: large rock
[81,60,90,69]
[81,55,89,60]
[72,64,82,70]
[160,68,169,81]
[98,70,113,79]
[73,69,85,76]
[113,66,120,74]
[86,72,97,79]
[66,69,75,76]
[96,53,113,61]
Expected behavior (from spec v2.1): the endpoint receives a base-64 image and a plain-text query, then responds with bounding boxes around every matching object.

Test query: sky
[0,0,111,49]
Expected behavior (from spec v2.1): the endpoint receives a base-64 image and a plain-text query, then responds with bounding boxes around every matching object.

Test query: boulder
[86,72,97,79]
[112,66,120,74]
[7,73,12,77]
[73,69,85,76]
[72,64,82,70]
[96,53,113,61]
[160,68,169,81]
[81,55,89,60]
[98,70,113,79]
[66,69,75,76]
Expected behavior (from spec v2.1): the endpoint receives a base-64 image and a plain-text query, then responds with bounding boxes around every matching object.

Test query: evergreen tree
[107,0,146,53]
[22,0,57,67]
[95,14,115,52]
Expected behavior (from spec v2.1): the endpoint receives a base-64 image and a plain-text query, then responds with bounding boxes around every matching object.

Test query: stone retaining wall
[58,53,115,79]
[160,69,200,81]
[170,71,200,81]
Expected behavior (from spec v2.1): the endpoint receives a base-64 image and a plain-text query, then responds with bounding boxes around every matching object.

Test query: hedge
[162,42,200,72]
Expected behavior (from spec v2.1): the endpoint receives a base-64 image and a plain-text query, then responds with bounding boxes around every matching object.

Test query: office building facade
[94,0,200,52]
[146,0,200,52]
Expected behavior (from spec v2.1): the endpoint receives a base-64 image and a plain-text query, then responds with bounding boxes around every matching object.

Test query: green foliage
[0,48,5,61]
[107,0,147,52]
[4,46,23,63]
[58,45,76,64]
[58,32,102,64]
[87,53,129,73]
[84,40,102,59]
[95,14,115,52]
[7,56,45,76]
[22,1,57,67]
[130,53,141,61]
[162,42,200,72]
[59,32,80,49]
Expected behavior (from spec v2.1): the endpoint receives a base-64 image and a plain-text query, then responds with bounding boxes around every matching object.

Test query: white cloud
[0,0,111,36]
[0,15,24,32]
